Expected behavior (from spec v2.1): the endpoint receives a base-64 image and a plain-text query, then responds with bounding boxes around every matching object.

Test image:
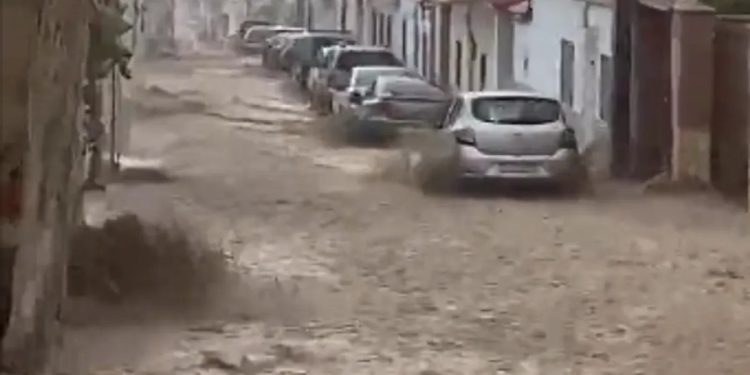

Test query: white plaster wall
[434,5,446,82]
[223,0,247,35]
[362,0,375,45]
[372,0,418,67]
[494,11,515,89]
[310,0,338,29]
[589,4,613,56]
[513,0,585,109]
[341,0,361,37]
[449,4,468,90]
[470,2,499,90]
[448,3,497,91]
[588,4,614,120]
[512,0,613,113]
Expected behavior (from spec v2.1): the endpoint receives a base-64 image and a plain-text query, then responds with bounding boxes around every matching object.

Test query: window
[599,54,613,123]
[386,15,393,47]
[379,14,386,45]
[472,97,561,125]
[560,39,575,107]
[479,54,488,91]
[455,41,462,88]
[402,20,408,62]
[371,12,377,45]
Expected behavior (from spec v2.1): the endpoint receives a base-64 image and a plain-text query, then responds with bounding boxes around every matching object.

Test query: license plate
[490,164,534,175]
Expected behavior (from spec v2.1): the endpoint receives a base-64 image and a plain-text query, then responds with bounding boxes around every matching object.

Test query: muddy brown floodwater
[57,53,750,375]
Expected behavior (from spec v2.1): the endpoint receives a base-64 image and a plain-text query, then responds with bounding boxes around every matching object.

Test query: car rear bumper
[457,146,581,181]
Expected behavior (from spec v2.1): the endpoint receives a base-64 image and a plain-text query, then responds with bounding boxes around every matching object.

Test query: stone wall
[0,0,93,372]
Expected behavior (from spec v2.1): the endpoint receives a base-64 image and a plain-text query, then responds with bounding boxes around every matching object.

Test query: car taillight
[560,128,578,149]
[454,127,476,146]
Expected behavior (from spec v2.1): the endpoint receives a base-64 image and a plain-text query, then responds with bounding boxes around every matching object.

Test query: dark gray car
[344,76,451,142]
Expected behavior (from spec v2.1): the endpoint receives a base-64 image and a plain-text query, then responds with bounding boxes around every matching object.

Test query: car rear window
[381,79,446,100]
[336,51,401,71]
[472,97,561,125]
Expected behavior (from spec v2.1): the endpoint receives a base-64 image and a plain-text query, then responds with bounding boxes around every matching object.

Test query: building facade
[1,0,94,371]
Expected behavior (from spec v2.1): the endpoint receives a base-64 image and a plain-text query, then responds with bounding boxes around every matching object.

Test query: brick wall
[0,0,92,371]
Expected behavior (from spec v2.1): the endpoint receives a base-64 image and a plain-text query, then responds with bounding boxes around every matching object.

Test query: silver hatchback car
[404,91,585,191]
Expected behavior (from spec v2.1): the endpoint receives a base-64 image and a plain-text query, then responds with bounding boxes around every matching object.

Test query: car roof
[352,66,408,73]
[337,45,393,53]
[288,32,354,40]
[377,76,430,85]
[461,90,558,101]
[250,25,303,31]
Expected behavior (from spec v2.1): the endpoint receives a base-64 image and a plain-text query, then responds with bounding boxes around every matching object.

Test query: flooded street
[58,54,750,375]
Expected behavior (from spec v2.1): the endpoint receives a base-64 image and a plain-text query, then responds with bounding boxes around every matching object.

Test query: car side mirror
[350,91,363,105]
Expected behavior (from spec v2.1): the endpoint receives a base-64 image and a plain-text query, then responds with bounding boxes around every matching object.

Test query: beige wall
[1,0,91,371]
[670,9,715,184]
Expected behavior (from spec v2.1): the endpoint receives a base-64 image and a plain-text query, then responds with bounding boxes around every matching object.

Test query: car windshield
[336,51,401,71]
[353,69,410,88]
[472,97,561,125]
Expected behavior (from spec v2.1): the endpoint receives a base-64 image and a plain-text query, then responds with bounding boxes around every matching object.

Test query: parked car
[403,91,585,192]
[262,32,301,69]
[242,25,303,55]
[330,66,421,114]
[279,32,355,87]
[308,44,346,113]
[342,76,451,142]
[317,46,402,114]
[229,19,272,51]
[239,19,272,37]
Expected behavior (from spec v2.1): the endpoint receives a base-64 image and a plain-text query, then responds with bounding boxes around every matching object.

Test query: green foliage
[703,0,750,14]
